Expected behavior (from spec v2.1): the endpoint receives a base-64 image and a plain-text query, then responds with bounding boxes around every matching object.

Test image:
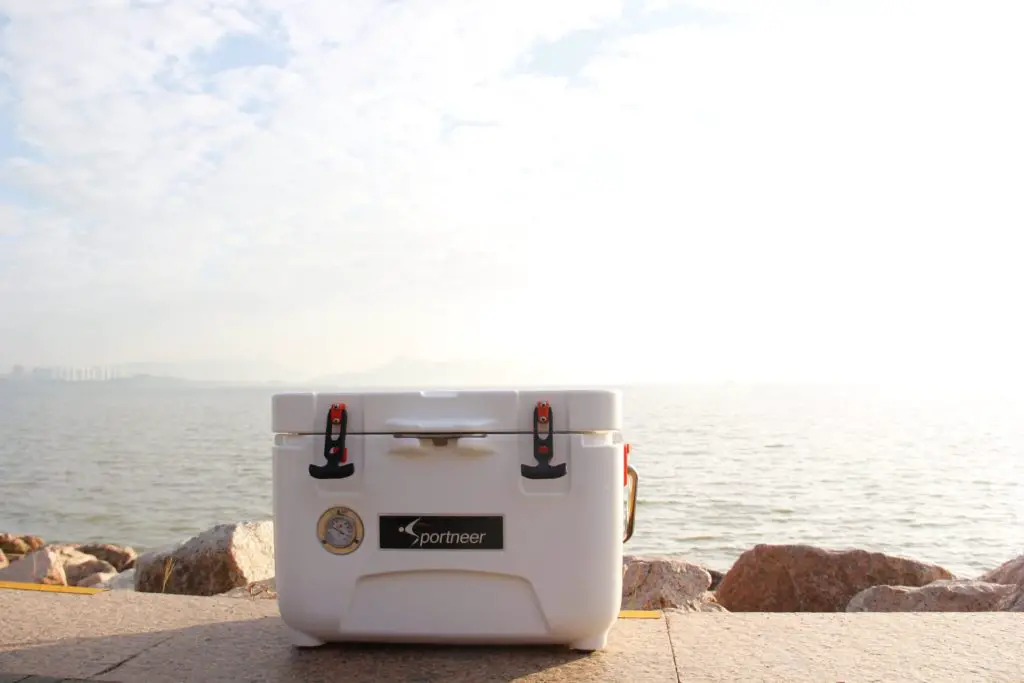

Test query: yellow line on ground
[0,581,663,613]
[0,580,108,595]
[618,610,662,619]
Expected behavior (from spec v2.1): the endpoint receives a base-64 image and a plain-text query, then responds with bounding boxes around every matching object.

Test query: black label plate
[378,515,504,550]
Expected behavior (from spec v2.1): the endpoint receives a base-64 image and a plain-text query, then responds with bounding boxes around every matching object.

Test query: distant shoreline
[0,375,293,388]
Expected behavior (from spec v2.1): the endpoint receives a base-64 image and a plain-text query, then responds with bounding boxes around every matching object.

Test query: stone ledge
[2,589,1023,682]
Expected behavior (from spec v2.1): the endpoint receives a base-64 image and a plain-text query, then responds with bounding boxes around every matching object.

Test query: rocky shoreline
[2,523,1021,613]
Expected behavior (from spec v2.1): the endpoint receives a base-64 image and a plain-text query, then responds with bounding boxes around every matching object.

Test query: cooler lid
[271,389,621,435]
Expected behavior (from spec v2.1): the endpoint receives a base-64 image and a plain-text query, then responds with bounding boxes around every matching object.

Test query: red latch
[624,443,631,487]
[536,401,551,424]
[328,403,348,463]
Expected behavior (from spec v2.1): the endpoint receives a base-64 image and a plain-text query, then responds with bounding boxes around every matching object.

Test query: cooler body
[271,389,631,651]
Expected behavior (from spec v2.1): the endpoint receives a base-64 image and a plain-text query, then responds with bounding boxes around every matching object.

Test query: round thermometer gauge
[316,506,364,555]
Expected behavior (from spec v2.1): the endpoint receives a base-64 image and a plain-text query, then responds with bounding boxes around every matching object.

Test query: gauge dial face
[325,515,355,547]
[317,507,364,555]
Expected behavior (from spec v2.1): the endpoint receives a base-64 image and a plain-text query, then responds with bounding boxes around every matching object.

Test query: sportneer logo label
[378,515,504,550]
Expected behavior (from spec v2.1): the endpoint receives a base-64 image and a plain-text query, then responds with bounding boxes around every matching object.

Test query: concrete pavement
[1,588,1021,682]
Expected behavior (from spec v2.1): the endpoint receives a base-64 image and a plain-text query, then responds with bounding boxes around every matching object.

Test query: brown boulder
[57,549,118,586]
[78,543,137,572]
[41,542,82,554]
[32,544,118,586]
[847,580,1016,612]
[622,555,725,612]
[0,548,67,585]
[998,586,1024,612]
[23,535,45,550]
[716,544,954,612]
[0,534,31,555]
[134,520,275,596]
[979,554,1024,586]
[1,533,46,554]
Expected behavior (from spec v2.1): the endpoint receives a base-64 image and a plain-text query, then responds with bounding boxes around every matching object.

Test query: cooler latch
[521,401,567,480]
[309,403,356,480]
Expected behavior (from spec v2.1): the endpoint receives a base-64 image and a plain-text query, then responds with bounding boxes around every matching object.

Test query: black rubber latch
[309,403,356,480]
[521,401,567,480]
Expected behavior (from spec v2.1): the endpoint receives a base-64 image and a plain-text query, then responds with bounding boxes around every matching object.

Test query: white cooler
[271,388,639,652]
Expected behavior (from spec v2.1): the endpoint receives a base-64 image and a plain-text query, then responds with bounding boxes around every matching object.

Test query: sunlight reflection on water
[1,382,1020,576]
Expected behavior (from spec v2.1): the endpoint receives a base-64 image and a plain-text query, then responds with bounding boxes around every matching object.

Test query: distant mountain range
[2,357,601,388]
[105,360,301,384]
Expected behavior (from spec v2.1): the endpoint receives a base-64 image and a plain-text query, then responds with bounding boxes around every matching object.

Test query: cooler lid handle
[382,417,502,433]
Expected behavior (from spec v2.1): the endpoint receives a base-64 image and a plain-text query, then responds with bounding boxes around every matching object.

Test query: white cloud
[1,0,1022,383]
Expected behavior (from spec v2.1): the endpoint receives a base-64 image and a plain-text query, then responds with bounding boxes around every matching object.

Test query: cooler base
[568,632,610,653]
[287,628,326,649]
[283,627,614,652]
[276,565,620,652]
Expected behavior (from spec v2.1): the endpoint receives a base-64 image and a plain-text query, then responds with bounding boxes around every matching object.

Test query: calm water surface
[0,382,1020,576]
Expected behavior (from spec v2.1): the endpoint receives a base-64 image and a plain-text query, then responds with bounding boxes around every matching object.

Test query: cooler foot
[569,631,609,653]
[288,628,326,648]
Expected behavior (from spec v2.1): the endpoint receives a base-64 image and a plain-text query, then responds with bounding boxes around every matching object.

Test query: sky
[1,0,1023,385]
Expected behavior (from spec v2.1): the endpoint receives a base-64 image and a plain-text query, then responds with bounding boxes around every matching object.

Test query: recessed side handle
[624,464,639,543]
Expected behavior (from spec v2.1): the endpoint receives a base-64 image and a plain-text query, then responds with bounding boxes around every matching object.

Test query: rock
[847,580,1017,612]
[47,545,118,586]
[78,570,119,588]
[220,577,278,599]
[0,548,67,585]
[23,535,45,550]
[708,568,724,591]
[0,549,6,569]
[0,534,31,555]
[98,568,137,591]
[979,554,1024,586]
[715,544,954,612]
[134,521,275,596]
[42,542,82,554]
[78,543,137,572]
[998,586,1024,611]
[66,557,118,586]
[0,533,46,553]
[665,599,729,613]
[621,556,725,612]
[1,533,46,554]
